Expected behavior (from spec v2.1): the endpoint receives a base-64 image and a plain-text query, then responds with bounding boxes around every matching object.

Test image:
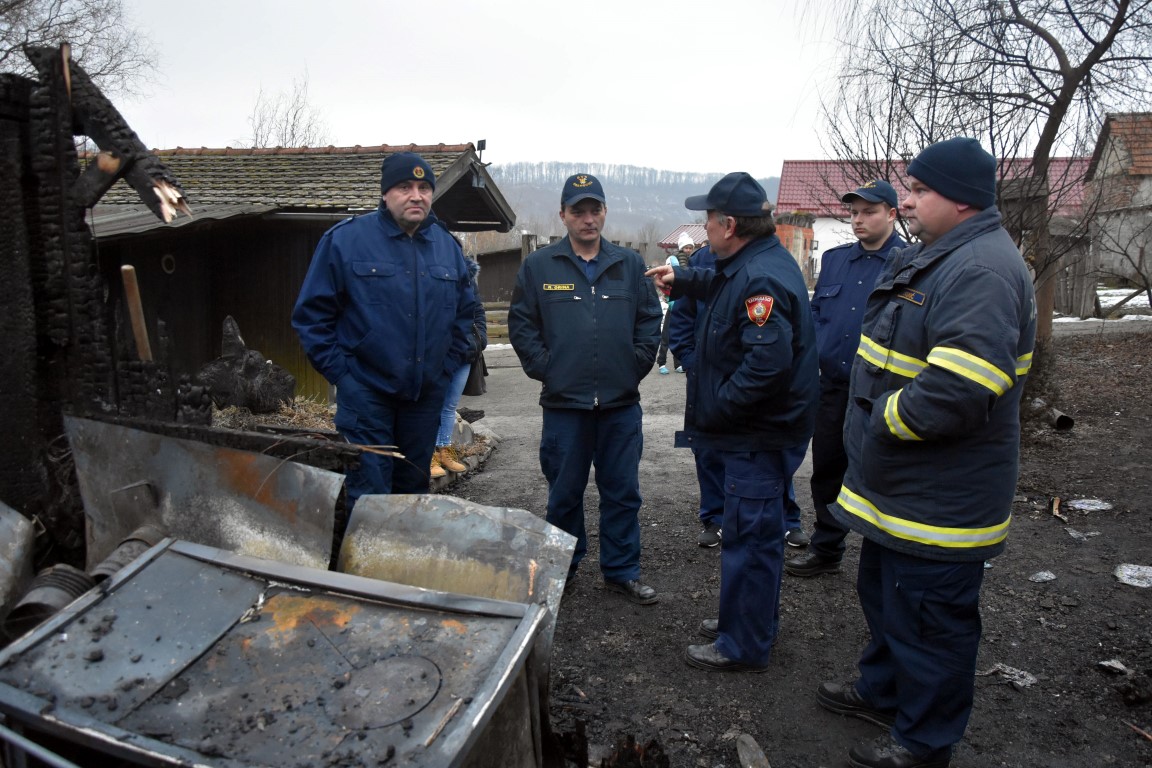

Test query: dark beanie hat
[380,152,436,195]
[906,137,997,210]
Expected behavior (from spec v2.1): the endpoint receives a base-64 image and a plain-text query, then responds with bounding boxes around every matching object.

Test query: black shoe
[697,522,722,548]
[604,578,658,605]
[849,735,951,768]
[684,643,769,673]
[699,618,719,639]
[785,551,842,577]
[785,527,811,547]
[817,681,896,728]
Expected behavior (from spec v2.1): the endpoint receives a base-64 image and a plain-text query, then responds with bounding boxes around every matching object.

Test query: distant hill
[488,162,780,253]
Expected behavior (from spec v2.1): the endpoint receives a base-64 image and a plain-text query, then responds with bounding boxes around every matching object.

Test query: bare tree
[1,0,155,94]
[823,0,1152,378]
[246,74,330,148]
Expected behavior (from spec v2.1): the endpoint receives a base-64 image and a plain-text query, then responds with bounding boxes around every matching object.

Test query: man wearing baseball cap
[647,172,818,671]
[293,151,480,505]
[786,179,906,579]
[815,138,1035,768]
[509,174,663,605]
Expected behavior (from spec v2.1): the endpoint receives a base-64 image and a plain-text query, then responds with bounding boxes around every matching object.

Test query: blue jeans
[713,444,806,666]
[540,405,644,582]
[436,363,471,446]
[334,373,444,505]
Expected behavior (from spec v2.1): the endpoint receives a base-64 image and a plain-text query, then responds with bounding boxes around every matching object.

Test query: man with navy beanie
[647,172,818,672]
[293,151,480,504]
[815,138,1035,767]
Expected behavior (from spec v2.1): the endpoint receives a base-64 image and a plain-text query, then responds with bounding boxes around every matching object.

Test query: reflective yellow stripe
[927,346,1013,396]
[837,486,1011,548]
[857,334,928,379]
[883,390,922,441]
[1015,351,1033,377]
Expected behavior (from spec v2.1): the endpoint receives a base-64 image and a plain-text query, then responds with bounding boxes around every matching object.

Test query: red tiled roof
[777,157,1087,219]
[658,224,708,249]
[1087,112,1152,180]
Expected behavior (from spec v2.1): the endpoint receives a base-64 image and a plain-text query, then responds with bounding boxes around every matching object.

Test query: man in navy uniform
[648,173,817,671]
[293,152,479,506]
[508,174,663,604]
[816,139,1036,768]
[787,179,906,577]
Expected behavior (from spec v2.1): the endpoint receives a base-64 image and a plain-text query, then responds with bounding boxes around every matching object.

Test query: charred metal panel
[66,416,342,570]
[0,541,546,767]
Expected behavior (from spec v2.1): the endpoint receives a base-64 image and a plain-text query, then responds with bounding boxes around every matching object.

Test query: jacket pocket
[430,265,460,307]
[351,261,397,305]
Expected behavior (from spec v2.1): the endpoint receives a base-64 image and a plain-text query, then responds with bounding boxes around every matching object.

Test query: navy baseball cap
[685,172,769,217]
[561,174,606,207]
[842,179,898,208]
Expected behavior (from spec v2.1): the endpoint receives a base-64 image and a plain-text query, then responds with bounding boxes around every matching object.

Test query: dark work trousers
[809,383,852,558]
[714,444,806,666]
[855,538,985,759]
[334,372,444,508]
[540,404,644,583]
[694,446,725,527]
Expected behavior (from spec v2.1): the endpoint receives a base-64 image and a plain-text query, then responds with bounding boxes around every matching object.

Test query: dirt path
[454,330,1152,767]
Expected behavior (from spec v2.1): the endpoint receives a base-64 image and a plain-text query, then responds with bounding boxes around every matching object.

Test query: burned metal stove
[0,540,548,767]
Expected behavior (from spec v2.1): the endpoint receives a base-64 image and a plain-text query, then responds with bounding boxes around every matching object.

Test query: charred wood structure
[0,46,353,567]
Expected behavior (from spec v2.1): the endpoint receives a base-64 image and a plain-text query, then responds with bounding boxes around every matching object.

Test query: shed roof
[92,143,515,235]
[657,224,708,249]
[776,157,1087,219]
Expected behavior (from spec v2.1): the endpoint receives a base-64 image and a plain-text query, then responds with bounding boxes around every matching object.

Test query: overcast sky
[117,0,841,179]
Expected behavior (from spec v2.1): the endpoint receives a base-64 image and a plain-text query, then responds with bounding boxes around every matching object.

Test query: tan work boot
[430,450,447,479]
[440,445,467,473]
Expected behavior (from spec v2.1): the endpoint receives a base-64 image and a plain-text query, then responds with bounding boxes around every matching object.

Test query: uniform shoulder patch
[745,295,774,326]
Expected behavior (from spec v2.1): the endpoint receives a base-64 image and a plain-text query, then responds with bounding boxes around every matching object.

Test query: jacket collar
[717,234,783,278]
[883,207,1005,286]
[376,203,438,240]
[850,230,906,261]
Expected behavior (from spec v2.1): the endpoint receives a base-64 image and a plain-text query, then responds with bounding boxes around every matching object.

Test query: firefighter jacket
[831,207,1037,562]
[812,231,905,386]
[292,205,478,400]
[671,234,818,452]
[508,237,662,410]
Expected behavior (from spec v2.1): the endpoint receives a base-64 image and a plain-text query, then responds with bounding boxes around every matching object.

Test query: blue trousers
[855,538,985,758]
[713,444,806,666]
[540,405,644,582]
[334,373,444,505]
[694,447,725,526]
[809,384,851,557]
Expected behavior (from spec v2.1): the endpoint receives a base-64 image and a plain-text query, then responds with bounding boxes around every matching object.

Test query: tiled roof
[98,143,475,209]
[1087,112,1152,180]
[657,224,708,249]
[777,157,1087,219]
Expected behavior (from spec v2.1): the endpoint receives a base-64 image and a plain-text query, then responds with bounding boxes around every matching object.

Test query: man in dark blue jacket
[816,139,1036,768]
[292,152,479,506]
[786,180,905,578]
[508,174,663,605]
[648,172,817,671]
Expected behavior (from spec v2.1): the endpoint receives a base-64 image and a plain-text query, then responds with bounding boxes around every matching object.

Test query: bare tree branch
[246,73,330,148]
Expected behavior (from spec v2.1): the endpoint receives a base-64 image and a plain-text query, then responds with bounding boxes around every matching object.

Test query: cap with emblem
[380,152,436,195]
[561,174,606,207]
[842,179,898,208]
[685,172,769,217]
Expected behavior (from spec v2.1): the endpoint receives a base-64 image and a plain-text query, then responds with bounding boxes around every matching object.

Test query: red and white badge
[745,295,774,326]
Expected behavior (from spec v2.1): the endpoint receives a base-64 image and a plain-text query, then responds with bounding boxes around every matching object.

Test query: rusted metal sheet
[65,415,342,570]
[338,493,576,663]
[0,540,547,767]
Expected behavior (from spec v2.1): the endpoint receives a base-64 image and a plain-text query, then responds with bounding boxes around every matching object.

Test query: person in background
[508,173,663,605]
[292,152,479,506]
[431,257,487,479]
[657,232,695,374]
[786,179,905,577]
[647,172,817,671]
[816,138,1035,768]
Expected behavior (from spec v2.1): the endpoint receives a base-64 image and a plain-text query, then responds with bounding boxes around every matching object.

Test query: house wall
[474,248,521,303]
[811,216,855,277]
